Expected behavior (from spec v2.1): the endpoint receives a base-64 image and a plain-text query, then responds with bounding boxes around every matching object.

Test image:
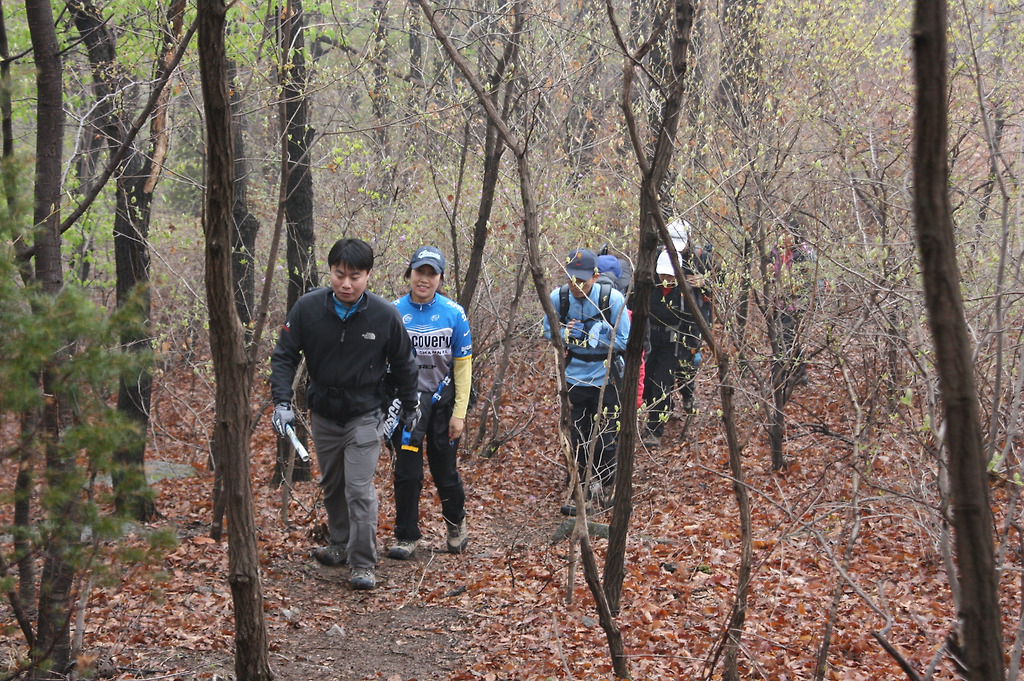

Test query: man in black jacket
[270,238,419,591]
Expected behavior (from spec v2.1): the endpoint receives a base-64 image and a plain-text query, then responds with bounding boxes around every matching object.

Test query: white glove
[399,406,421,434]
[272,402,295,437]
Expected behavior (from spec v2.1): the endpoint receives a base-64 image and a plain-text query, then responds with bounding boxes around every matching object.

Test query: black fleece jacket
[269,287,419,422]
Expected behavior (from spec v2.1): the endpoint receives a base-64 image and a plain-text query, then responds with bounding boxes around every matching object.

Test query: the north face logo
[362,332,376,340]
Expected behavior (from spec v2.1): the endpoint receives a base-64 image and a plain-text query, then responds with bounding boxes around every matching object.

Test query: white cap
[667,218,690,252]
[656,250,678,276]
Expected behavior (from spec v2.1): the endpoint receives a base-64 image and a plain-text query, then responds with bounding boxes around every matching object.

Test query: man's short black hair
[327,238,374,271]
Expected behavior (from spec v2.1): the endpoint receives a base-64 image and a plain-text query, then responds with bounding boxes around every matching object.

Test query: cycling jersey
[393,293,473,398]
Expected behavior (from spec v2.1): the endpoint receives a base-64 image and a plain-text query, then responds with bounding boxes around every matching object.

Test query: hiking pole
[284,424,310,462]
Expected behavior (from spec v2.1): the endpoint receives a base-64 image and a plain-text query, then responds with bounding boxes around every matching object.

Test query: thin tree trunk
[68,0,187,521]
[912,0,1004,678]
[418,0,630,675]
[0,1,35,622]
[197,0,273,676]
[279,0,315,484]
[458,17,518,310]
[475,255,528,456]
[603,0,694,617]
[371,0,390,152]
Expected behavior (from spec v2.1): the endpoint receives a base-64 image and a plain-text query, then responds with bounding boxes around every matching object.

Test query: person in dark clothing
[640,221,713,446]
[269,238,420,591]
[772,230,818,385]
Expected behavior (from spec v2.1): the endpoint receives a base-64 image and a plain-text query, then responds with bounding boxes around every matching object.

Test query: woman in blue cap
[387,246,473,559]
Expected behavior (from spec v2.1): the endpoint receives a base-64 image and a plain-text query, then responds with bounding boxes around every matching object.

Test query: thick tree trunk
[912,0,1004,679]
[113,151,157,521]
[26,0,70,675]
[197,0,273,678]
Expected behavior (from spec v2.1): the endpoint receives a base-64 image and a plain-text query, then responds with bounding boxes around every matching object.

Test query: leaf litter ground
[1,360,1015,680]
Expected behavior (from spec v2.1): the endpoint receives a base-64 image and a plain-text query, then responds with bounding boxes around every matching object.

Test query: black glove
[399,406,421,434]
[272,402,295,437]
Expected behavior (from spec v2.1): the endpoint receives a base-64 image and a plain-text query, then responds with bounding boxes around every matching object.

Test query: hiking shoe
[643,433,662,447]
[446,518,469,554]
[387,539,419,560]
[349,567,376,590]
[312,543,347,567]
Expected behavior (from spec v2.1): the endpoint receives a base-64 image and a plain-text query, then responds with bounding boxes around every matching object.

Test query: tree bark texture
[278,3,315,483]
[27,0,62,294]
[229,57,260,329]
[197,0,273,677]
[912,0,1005,679]
[26,0,71,675]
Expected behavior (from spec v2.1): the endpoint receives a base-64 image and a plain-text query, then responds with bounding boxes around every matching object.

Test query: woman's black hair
[327,238,374,271]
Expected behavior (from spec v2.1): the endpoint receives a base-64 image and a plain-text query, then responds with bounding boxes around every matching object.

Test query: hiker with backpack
[771,226,819,386]
[597,253,646,408]
[639,219,714,447]
[542,248,631,513]
[386,246,473,561]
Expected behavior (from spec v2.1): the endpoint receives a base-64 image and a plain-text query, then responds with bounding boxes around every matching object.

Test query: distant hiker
[387,246,473,561]
[543,248,631,514]
[772,226,819,386]
[269,238,420,591]
[640,219,714,447]
[596,252,632,296]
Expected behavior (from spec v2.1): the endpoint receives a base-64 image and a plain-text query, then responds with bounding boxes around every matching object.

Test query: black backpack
[558,282,613,330]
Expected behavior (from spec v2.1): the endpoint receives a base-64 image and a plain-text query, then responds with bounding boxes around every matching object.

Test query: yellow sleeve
[452,355,473,419]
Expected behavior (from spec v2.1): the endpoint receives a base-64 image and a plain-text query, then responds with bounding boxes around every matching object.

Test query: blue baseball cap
[564,248,597,280]
[409,245,445,274]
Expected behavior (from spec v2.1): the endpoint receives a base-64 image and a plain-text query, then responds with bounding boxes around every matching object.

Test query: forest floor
[1,354,1016,680]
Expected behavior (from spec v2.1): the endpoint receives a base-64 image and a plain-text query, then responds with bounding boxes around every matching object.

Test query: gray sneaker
[387,539,419,560]
[312,543,347,567]
[446,518,469,554]
[349,567,376,590]
[643,433,662,447]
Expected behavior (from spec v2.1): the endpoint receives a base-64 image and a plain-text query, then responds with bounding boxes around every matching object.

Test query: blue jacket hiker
[543,248,630,514]
[387,246,473,560]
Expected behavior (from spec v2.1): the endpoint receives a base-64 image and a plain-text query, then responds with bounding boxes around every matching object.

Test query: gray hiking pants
[310,410,384,570]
